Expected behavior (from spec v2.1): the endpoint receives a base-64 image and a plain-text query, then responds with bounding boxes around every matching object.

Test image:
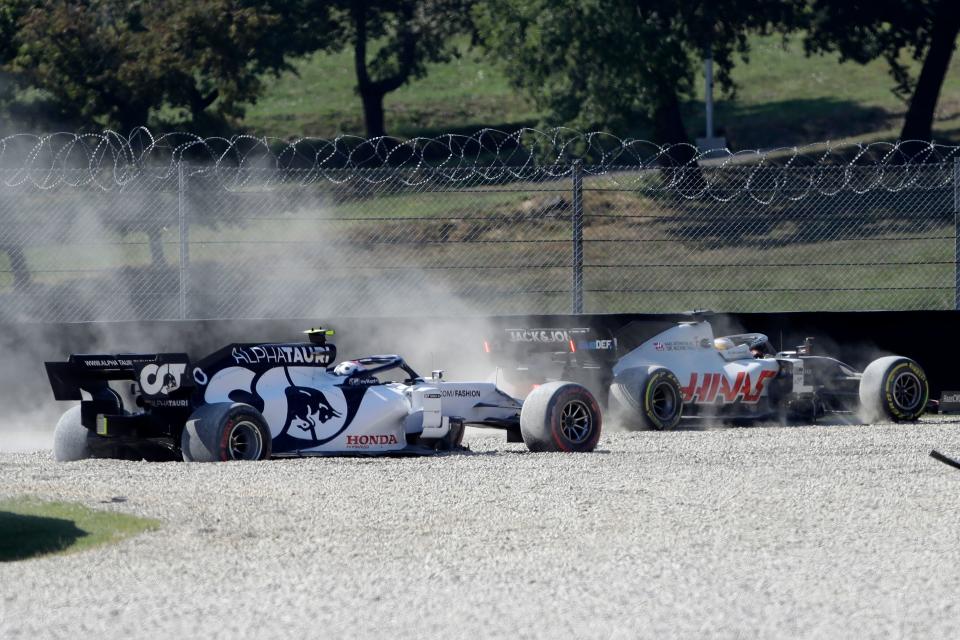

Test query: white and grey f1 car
[609,318,929,428]
[45,329,602,461]
[487,318,930,429]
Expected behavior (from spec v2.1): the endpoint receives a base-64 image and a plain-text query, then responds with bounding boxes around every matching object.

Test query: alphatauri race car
[45,329,602,461]
[487,319,930,429]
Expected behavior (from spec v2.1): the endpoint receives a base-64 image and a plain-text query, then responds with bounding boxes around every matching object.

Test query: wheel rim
[227,420,264,460]
[650,380,679,422]
[559,400,593,443]
[891,371,923,412]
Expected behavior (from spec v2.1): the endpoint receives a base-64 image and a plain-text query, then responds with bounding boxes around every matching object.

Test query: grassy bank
[0,498,159,562]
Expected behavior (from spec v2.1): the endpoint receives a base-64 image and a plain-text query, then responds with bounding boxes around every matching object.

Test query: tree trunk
[899,1,960,141]
[188,88,220,124]
[653,88,697,167]
[118,103,150,135]
[359,86,387,139]
[351,0,417,139]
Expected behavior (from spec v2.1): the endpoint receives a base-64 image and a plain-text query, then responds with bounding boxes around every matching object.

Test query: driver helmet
[333,360,365,377]
[713,337,735,351]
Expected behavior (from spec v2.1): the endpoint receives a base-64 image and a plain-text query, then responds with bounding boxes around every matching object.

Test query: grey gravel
[2,418,960,639]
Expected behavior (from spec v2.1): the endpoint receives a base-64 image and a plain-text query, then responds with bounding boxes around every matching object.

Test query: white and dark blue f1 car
[45,329,602,462]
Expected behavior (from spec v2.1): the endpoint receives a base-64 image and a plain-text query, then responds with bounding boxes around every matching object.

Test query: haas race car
[487,318,930,429]
[44,329,602,462]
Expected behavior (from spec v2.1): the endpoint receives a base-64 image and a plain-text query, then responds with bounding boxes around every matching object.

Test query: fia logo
[140,363,187,396]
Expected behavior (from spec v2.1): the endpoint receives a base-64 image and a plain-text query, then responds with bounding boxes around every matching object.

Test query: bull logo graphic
[162,372,178,393]
[284,385,342,440]
[281,368,342,441]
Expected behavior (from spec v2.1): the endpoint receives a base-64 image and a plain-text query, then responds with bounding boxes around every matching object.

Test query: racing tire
[520,382,602,452]
[859,356,929,423]
[53,406,94,462]
[53,386,127,461]
[181,403,272,462]
[611,367,683,431]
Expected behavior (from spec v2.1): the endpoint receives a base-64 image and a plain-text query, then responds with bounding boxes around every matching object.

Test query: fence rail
[0,130,957,322]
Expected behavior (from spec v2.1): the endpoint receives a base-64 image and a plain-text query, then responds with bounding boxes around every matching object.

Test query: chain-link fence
[581,161,957,313]
[0,130,957,322]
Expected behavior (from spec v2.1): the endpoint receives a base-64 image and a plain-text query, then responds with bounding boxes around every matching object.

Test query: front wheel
[420,418,466,451]
[859,356,929,422]
[181,403,272,462]
[520,382,602,452]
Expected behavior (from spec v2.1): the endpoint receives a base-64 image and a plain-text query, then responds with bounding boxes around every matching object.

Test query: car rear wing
[483,327,618,363]
[45,353,191,401]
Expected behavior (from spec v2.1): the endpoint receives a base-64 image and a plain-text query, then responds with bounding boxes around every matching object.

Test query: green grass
[0,498,159,562]
[242,34,960,146]
[243,39,539,139]
[703,36,960,148]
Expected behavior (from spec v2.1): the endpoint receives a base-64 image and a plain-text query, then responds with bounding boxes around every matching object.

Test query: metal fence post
[178,162,189,320]
[572,160,584,314]
[955,158,960,311]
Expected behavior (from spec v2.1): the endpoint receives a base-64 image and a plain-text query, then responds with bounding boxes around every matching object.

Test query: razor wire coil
[1,128,958,204]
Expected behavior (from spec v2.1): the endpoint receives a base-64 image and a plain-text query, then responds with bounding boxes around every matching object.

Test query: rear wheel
[53,406,94,462]
[859,356,928,422]
[520,382,602,452]
[53,388,125,461]
[181,403,272,462]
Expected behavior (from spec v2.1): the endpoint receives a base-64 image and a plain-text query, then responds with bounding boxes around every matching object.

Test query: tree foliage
[0,1,32,110]
[4,0,472,137]
[474,0,798,146]
[3,0,958,147]
[7,0,324,132]
[0,2,26,65]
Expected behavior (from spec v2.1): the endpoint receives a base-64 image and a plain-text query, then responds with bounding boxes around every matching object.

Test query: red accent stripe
[219,418,234,461]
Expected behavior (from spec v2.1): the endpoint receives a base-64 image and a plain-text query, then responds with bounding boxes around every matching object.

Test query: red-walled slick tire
[520,382,602,452]
[181,403,272,462]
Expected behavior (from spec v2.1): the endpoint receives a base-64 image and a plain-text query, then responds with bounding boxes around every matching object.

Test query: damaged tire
[859,356,928,422]
[520,382,602,452]
[611,367,683,430]
[53,387,124,462]
[420,418,466,451]
[181,403,272,462]
[53,406,94,462]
